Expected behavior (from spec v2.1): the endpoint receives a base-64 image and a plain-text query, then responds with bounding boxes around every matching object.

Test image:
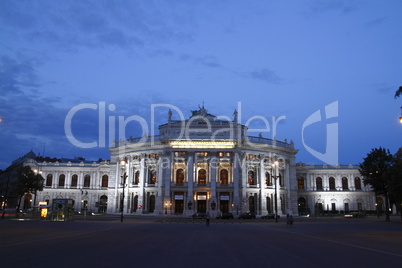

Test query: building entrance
[175,200,184,214]
[220,200,229,212]
[197,200,206,213]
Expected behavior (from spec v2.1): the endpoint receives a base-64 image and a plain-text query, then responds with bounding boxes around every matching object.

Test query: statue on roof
[168,109,172,121]
[191,103,210,117]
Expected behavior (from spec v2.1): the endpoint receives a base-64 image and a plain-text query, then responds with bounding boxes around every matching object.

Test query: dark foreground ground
[0,215,401,268]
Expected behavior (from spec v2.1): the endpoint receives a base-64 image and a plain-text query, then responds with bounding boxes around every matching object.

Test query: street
[0,216,401,268]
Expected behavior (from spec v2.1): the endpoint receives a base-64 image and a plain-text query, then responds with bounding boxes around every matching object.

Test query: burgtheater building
[3,106,376,217]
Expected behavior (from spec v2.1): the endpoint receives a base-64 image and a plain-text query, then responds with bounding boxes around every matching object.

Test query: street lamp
[120,158,128,222]
[271,160,279,223]
[399,106,402,123]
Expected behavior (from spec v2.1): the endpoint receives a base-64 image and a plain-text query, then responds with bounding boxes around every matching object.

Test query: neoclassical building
[1,106,376,217]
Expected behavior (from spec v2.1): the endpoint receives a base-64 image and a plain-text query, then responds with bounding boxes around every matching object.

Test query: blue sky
[0,0,401,169]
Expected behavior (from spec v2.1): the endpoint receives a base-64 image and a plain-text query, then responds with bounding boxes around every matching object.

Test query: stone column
[114,161,119,213]
[233,153,241,215]
[186,153,194,216]
[259,156,265,215]
[125,159,130,214]
[241,155,247,212]
[155,156,163,214]
[210,153,217,217]
[137,155,146,214]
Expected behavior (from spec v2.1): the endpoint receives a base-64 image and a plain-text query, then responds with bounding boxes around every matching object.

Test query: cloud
[195,56,222,68]
[248,68,283,84]
[178,53,222,69]
[365,17,387,28]
[307,0,358,17]
[0,55,40,96]
[0,1,196,54]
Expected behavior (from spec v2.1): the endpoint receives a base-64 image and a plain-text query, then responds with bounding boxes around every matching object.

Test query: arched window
[297,176,305,190]
[58,174,65,187]
[176,169,184,184]
[149,170,156,184]
[101,175,108,188]
[329,177,335,190]
[84,174,91,188]
[134,171,140,185]
[316,177,323,190]
[46,174,53,187]
[342,177,348,190]
[355,177,362,190]
[220,169,228,185]
[248,170,255,185]
[71,174,78,188]
[265,172,271,186]
[198,169,206,185]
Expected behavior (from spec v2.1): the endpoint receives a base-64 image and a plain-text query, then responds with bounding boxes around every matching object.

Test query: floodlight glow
[169,140,236,149]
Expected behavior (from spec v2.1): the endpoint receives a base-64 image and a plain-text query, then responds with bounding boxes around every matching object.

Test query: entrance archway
[149,195,155,213]
[298,197,307,215]
[249,196,255,213]
[99,195,108,213]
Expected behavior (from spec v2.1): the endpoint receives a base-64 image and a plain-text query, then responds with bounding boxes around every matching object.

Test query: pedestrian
[206,212,210,227]
[286,214,290,227]
[290,215,293,227]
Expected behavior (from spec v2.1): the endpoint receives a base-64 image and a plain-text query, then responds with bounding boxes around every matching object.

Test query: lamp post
[120,158,128,223]
[271,161,279,223]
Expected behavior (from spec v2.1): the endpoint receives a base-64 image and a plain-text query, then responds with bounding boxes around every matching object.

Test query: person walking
[206,212,210,227]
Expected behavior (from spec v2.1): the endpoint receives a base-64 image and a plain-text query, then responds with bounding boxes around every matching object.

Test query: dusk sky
[0,0,401,169]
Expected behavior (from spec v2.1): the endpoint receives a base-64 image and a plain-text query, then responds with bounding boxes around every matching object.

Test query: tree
[359,147,394,222]
[395,86,402,98]
[14,166,44,213]
[389,150,402,222]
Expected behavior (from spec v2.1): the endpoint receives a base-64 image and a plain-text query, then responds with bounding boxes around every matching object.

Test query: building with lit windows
[1,106,376,217]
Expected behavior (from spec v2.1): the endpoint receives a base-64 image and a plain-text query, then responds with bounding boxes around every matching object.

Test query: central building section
[109,106,298,217]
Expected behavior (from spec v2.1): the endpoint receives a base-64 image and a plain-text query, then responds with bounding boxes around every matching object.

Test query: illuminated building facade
[2,106,376,216]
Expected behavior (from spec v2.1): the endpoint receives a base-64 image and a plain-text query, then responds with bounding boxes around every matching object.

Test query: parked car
[261,213,280,219]
[216,212,234,219]
[191,212,207,219]
[238,212,256,219]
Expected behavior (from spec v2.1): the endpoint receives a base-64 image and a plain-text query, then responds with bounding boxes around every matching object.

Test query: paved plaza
[0,216,401,268]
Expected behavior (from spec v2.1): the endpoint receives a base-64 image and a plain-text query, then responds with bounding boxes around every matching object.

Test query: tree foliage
[389,150,402,221]
[395,86,402,98]
[14,165,44,202]
[359,148,394,193]
[359,147,395,221]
